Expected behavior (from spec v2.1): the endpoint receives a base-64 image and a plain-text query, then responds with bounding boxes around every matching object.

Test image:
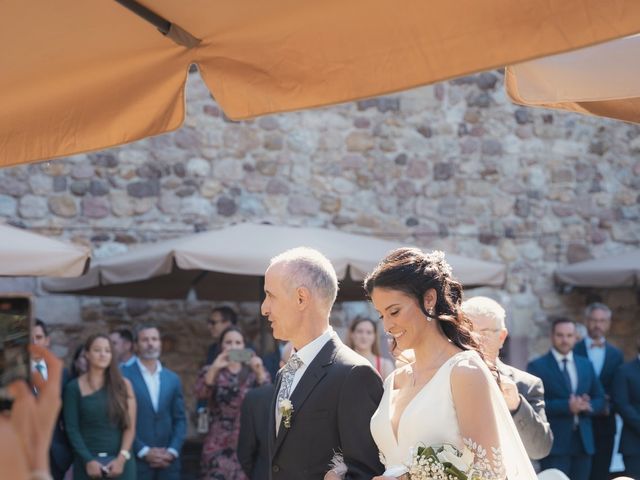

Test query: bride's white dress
[370,350,537,479]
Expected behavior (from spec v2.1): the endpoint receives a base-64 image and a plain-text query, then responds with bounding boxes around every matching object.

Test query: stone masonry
[1,69,639,423]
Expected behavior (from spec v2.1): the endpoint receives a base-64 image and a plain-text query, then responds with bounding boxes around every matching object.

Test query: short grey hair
[584,302,612,320]
[269,247,338,308]
[461,296,506,330]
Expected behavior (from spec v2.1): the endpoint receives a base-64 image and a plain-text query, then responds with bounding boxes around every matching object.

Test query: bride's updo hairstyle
[364,247,482,357]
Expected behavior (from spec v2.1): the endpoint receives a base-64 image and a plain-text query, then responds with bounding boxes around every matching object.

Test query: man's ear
[296,286,310,310]
[498,329,508,349]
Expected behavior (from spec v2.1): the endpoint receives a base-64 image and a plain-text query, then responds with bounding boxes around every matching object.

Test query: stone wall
[1,69,639,424]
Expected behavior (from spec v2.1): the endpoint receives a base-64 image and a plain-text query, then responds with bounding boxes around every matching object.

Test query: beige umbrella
[2,0,640,167]
[555,249,640,288]
[506,34,640,123]
[0,224,90,277]
[43,223,505,300]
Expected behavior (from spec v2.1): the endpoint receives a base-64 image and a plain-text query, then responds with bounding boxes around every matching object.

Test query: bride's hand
[324,470,343,480]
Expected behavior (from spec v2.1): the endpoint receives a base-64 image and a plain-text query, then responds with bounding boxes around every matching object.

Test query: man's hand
[145,448,173,469]
[578,394,593,413]
[500,377,521,412]
[569,394,583,414]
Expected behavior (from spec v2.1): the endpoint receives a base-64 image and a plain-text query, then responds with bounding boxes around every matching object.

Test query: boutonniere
[279,399,294,429]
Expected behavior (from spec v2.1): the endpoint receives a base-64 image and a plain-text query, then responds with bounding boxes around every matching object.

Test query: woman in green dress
[63,333,137,479]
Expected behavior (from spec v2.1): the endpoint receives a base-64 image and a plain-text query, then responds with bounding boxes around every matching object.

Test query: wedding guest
[31,319,73,480]
[195,326,270,480]
[528,318,605,480]
[612,337,640,479]
[122,324,186,480]
[346,317,394,379]
[205,307,239,364]
[70,345,88,379]
[0,345,62,480]
[110,329,137,368]
[573,302,624,480]
[462,296,553,460]
[63,334,136,479]
[238,343,292,480]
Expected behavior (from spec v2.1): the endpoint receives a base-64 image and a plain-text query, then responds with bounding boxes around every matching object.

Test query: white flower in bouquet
[436,445,474,473]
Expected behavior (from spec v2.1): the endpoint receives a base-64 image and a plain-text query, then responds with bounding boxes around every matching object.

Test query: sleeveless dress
[63,379,136,480]
[370,350,537,479]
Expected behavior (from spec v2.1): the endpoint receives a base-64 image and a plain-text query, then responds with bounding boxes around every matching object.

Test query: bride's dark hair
[364,247,483,360]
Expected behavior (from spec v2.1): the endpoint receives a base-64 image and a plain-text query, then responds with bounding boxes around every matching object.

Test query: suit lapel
[600,343,615,380]
[271,335,339,458]
[545,352,572,394]
[157,368,168,412]
[269,371,283,450]
[574,340,587,358]
[131,363,155,412]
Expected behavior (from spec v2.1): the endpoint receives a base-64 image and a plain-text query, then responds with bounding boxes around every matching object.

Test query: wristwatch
[119,450,131,461]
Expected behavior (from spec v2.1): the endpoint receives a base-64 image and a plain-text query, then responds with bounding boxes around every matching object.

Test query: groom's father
[262,247,384,480]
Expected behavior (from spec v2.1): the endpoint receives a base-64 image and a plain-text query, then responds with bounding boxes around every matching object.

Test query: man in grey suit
[462,296,553,460]
[262,247,384,480]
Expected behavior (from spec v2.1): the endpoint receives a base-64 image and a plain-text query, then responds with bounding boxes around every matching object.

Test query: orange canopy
[2,0,640,166]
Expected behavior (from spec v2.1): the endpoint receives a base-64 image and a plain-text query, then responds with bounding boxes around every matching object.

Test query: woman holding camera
[195,326,270,480]
[63,334,136,479]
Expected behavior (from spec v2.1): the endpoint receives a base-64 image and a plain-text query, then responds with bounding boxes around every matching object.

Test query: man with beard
[122,324,186,480]
[573,302,624,480]
[528,318,605,480]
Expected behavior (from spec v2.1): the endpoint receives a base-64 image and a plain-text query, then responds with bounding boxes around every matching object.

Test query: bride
[363,247,536,480]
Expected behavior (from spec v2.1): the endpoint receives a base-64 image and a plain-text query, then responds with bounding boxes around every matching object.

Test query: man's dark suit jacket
[574,339,624,479]
[527,351,605,456]
[238,384,275,480]
[574,339,624,431]
[122,362,187,480]
[268,333,384,480]
[613,358,640,456]
[498,360,553,460]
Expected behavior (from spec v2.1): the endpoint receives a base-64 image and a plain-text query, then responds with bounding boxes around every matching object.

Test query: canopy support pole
[114,0,201,48]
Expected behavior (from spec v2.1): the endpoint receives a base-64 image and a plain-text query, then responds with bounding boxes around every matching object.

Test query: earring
[427,308,435,321]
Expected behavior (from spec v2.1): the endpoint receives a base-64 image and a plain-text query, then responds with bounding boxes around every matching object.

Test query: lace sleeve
[451,357,506,480]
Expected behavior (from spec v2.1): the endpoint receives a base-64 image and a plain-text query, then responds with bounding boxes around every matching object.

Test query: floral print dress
[195,366,268,480]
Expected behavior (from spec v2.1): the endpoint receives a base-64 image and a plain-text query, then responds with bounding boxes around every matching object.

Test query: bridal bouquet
[405,443,474,480]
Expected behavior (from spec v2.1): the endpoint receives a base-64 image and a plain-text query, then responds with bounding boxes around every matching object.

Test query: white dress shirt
[275,328,333,430]
[137,358,162,412]
[584,336,606,377]
[551,349,578,393]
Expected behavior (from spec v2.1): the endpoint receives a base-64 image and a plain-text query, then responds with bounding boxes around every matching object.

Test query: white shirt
[31,360,48,381]
[275,328,333,430]
[137,358,162,412]
[584,336,606,377]
[551,348,577,393]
